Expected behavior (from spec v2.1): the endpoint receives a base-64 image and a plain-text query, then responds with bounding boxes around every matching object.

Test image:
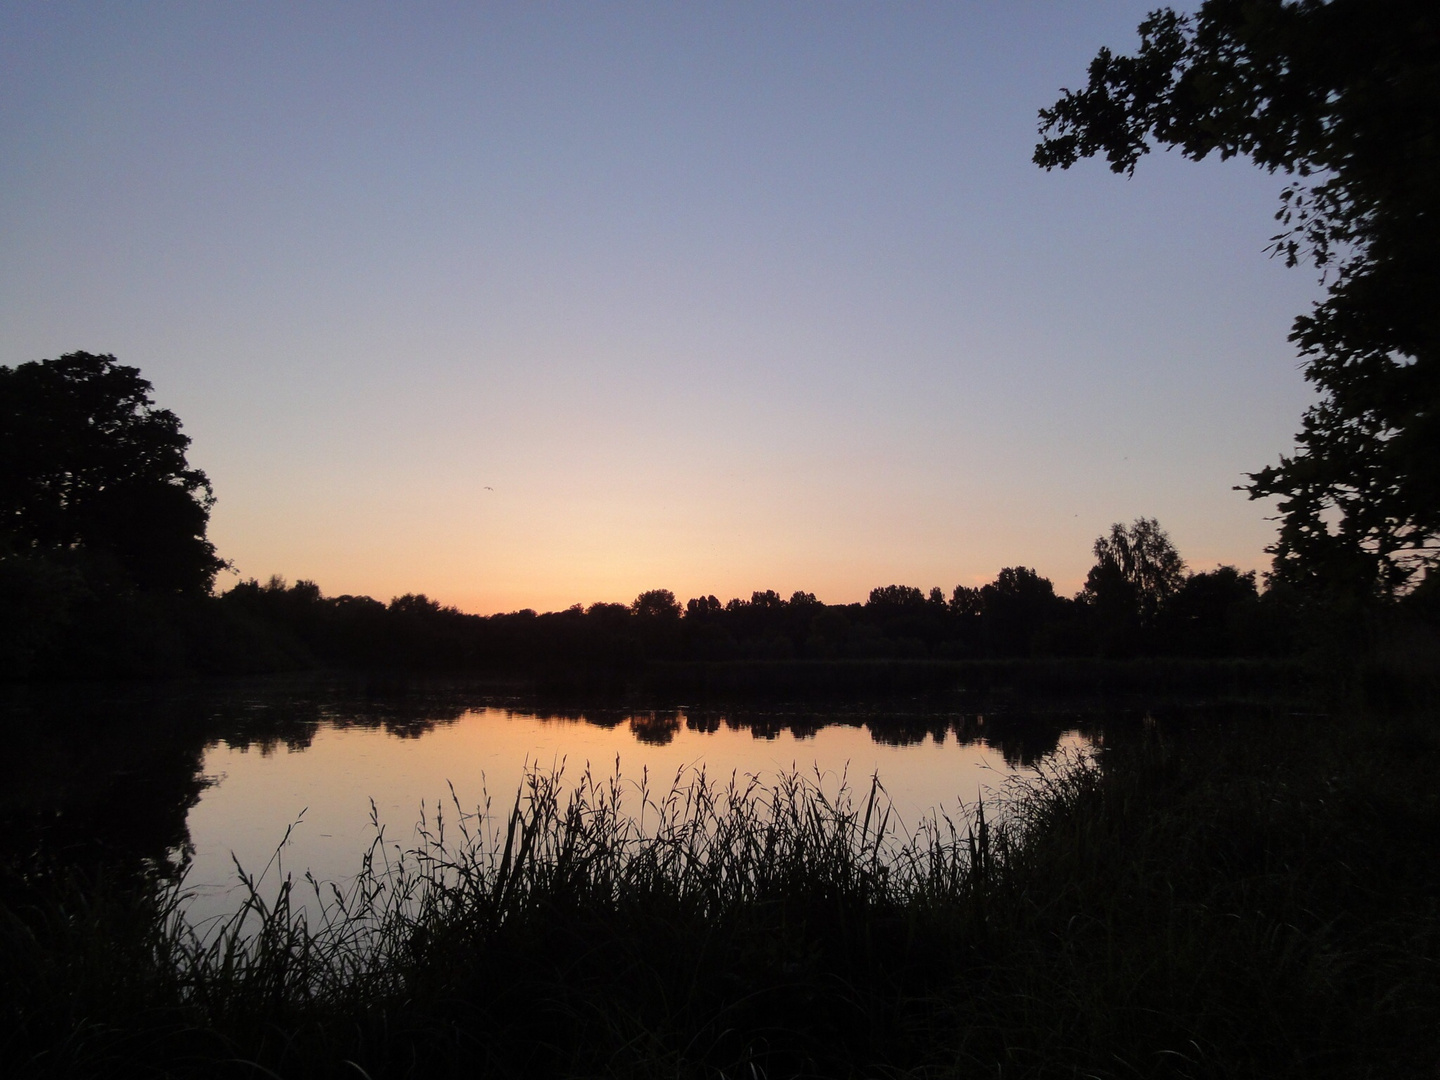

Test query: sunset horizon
[2,2,1316,617]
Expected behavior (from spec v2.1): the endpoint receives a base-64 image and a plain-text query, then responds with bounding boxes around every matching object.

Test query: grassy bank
[3,708,1438,1079]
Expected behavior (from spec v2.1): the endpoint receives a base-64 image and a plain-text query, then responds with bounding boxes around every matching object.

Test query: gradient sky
[0,1,1323,614]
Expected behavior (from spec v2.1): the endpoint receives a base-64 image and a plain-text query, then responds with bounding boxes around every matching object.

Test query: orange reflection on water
[182,707,1089,926]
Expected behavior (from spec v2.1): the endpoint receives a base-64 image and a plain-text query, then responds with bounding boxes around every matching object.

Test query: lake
[1,676,1104,925]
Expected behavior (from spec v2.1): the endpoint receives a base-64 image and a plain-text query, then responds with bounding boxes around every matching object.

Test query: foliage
[6,712,1438,1078]
[631,588,682,618]
[0,352,225,594]
[210,535,1284,681]
[1035,0,1440,598]
[0,352,1278,677]
[1160,565,1263,656]
[981,567,1067,655]
[868,584,927,609]
[1086,518,1188,627]
[684,594,723,618]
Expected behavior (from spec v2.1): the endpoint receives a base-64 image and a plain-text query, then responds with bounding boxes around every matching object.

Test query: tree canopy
[1035,0,1439,598]
[632,588,682,619]
[1086,518,1187,627]
[0,352,225,594]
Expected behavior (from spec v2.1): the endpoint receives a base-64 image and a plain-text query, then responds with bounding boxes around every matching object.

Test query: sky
[0,1,1324,614]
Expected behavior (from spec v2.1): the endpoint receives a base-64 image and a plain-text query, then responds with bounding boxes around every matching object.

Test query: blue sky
[0,1,1321,612]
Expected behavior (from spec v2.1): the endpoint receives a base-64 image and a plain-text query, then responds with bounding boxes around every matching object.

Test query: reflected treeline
[206,684,473,753]
[0,678,475,882]
[0,687,215,883]
[526,703,1085,767]
[0,675,1131,887]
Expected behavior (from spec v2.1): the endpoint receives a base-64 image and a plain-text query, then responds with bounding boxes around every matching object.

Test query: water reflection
[512,704,1079,766]
[2,676,1114,914]
[0,688,213,878]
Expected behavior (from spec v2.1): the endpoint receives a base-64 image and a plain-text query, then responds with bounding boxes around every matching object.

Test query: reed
[3,711,1437,1079]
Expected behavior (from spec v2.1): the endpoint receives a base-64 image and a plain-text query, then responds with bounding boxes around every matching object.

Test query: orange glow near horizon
[211,492,1272,617]
[5,2,1314,610]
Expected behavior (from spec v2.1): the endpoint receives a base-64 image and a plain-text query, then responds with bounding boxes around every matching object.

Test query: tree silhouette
[685,594,723,618]
[980,567,1065,656]
[1086,518,1187,628]
[1161,565,1261,656]
[1036,1,1440,598]
[632,589,681,619]
[749,590,786,611]
[0,352,225,594]
[867,585,926,610]
[949,585,983,618]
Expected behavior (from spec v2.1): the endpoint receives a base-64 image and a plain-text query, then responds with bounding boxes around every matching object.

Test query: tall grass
[169,763,1014,1065]
[4,712,1438,1078]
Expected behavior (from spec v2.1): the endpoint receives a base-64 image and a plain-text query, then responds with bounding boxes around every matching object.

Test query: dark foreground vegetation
[3,4,1437,1072]
[3,703,1437,1079]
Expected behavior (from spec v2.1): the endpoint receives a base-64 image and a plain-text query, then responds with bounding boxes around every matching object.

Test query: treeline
[218,563,1288,680]
[5,519,1436,685]
[198,519,1318,678]
[6,353,1437,684]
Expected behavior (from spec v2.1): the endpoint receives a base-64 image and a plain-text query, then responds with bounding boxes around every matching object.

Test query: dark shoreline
[1,655,1320,703]
[3,699,1436,1079]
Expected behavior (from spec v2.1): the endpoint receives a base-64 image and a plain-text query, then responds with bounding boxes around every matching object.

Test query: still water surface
[187,705,1093,921]
[2,679,1099,924]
